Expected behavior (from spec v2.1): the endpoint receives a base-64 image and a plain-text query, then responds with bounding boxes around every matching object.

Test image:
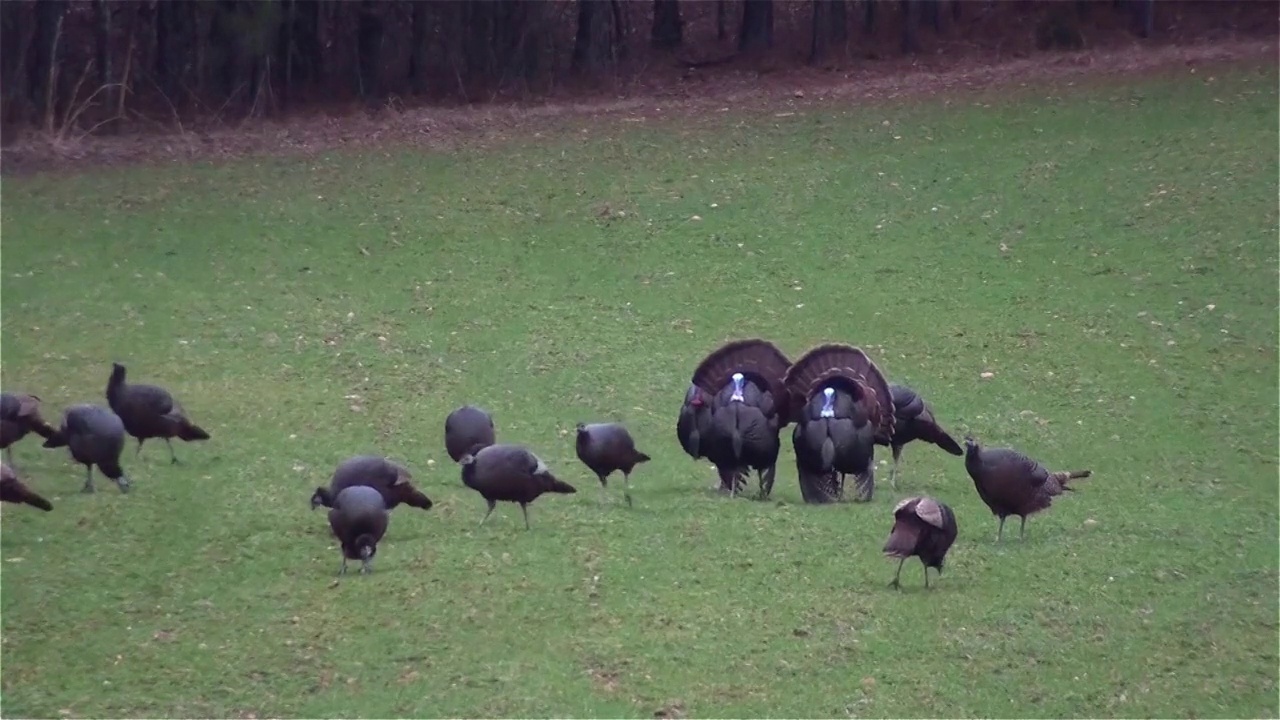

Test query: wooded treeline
[0,0,1270,137]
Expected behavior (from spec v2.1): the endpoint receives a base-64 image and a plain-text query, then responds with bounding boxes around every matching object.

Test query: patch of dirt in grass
[0,38,1275,177]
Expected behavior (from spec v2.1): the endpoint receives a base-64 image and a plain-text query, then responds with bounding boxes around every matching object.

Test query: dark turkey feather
[676,384,714,461]
[691,338,793,426]
[575,422,650,507]
[1,392,57,470]
[1,462,53,512]
[883,496,958,590]
[444,405,497,462]
[689,339,792,499]
[106,363,210,465]
[43,404,131,494]
[963,436,1092,541]
[327,485,389,576]
[873,383,964,489]
[784,344,893,503]
[310,455,433,512]
[459,443,576,530]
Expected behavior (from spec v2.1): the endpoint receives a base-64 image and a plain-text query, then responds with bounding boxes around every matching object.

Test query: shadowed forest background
[1,0,1275,145]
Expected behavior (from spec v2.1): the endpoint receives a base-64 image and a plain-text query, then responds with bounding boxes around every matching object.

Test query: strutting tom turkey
[688,339,793,499]
[784,343,895,503]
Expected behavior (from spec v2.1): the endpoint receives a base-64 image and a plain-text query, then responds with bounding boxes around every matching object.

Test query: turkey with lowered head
[1,392,57,470]
[784,343,894,503]
[883,495,958,590]
[875,383,964,490]
[459,443,576,530]
[690,339,792,499]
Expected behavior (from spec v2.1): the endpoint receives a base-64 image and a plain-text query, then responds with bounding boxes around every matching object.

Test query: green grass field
[2,63,1277,719]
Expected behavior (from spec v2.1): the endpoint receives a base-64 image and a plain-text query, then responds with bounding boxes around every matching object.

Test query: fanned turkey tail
[784,343,896,442]
[691,338,793,423]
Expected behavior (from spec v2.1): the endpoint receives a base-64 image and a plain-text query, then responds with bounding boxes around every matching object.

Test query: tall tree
[651,0,682,49]
[809,0,848,64]
[738,0,773,53]
[571,0,617,75]
[92,0,116,133]
[356,0,383,98]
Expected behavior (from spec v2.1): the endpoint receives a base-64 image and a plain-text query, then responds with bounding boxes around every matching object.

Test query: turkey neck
[106,366,128,405]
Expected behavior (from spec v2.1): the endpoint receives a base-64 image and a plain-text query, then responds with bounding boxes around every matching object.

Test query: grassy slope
[1,65,1276,719]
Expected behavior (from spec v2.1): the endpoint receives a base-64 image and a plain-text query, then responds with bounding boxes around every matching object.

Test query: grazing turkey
[1,462,53,512]
[784,343,895,503]
[458,443,576,530]
[1,392,57,469]
[327,485,389,576]
[310,455,433,512]
[575,422,651,507]
[691,339,793,499]
[42,404,131,494]
[876,383,964,490]
[106,363,210,464]
[963,436,1092,541]
[883,495,958,590]
[444,405,497,462]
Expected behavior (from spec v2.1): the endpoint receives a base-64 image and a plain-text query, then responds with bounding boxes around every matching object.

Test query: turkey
[42,404,132,494]
[875,383,964,490]
[309,455,433,512]
[690,339,793,499]
[106,363,210,464]
[676,383,722,490]
[883,495,958,590]
[1,462,53,512]
[575,422,651,507]
[963,436,1092,541]
[783,343,895,503]
[458,443,576,530]
[327,485,389,576]
[1,392,57,469]
[444,405,497,462]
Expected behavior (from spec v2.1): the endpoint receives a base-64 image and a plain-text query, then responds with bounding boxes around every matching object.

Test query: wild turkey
[883,495,958,590]
[784,343,895,503]
[105,362,210,464]
[575,422,651,507]
[444,405,497,462]
[327,485,389,576]
[458,443,576,530]
[1,392,57,469]
[676,383,722,490]
[690,338,793,499]
[310,455,433,512]
[1,462,54,512]
[42,404,131,494]
[963,436,1092,541]
[876,383,964,489]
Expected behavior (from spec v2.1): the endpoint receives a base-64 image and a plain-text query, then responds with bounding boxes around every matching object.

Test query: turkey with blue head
[784,343,895,504]
[689,339,793,499]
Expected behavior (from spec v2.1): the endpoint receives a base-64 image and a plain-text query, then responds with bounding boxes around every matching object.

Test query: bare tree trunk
[570,0,615,75]
[899,0,919,54]
[29,0,68,129]
[93,0,116,133]
[356,0,383,99]
[738,0,773,53]
[408,0,429,94]
[1,1,34,128]
[651,0,682,49]
[809,0,847,64]
[716,0,728,40]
